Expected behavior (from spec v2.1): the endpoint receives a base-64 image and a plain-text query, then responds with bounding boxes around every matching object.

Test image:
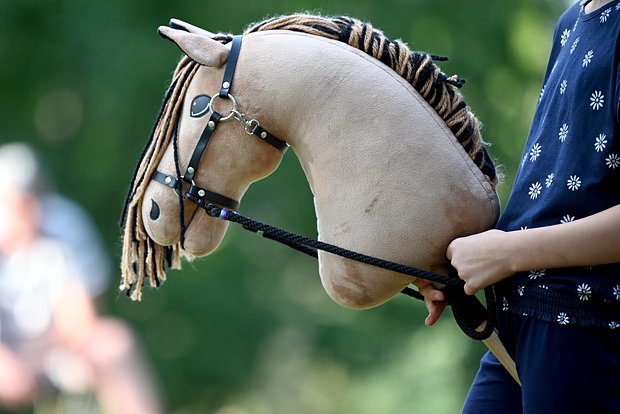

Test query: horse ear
[168,19,218,39]
[158,25,230,67]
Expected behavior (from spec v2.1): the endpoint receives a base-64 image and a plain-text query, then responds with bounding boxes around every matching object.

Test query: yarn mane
[120,14,498,300]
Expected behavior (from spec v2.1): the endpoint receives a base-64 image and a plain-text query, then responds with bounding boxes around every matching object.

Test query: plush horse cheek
[182,210,229,256]
[141,185,182,246]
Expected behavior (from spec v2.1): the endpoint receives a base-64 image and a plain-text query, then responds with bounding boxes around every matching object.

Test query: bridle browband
[152,35,287,211]
[149,34,498,342]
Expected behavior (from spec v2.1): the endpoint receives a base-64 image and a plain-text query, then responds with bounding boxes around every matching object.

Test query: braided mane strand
[120,56,200,300]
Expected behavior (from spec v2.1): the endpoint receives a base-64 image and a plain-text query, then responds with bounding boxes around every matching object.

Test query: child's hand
[447,229,515,295]
[414,279,447,327]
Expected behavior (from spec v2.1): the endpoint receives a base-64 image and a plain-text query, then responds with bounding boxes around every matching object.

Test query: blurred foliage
[0,0,570,412]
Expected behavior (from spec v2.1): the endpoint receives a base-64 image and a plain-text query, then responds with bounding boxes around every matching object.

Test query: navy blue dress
[463,2,620,412]
[495,0,620,329]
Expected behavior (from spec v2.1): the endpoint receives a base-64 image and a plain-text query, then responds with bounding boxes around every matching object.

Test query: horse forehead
[187,65,222,94]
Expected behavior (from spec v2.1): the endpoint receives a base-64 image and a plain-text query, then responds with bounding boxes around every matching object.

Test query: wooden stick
[479,324,521,386]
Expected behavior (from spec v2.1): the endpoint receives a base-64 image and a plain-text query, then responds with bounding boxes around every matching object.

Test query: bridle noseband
[152,35,287,211]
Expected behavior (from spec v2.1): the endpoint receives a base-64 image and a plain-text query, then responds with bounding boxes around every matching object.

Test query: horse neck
[237,32,496,267]
[239,32,422,208]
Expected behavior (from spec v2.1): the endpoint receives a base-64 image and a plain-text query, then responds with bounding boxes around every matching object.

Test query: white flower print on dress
[502,297,509,311]
[561,215,575,223]
[573,17,580,32]
[559,124,569,142]
[567,175,581,191]
[610,321,620,329]
[529,269,546,279]
[613,285,620,300]
[520,226,528,230]
[616,3,620,10]
[606,154,620,169]
[557,312,570,325]
[530,143,542,161]
[600,8,611,23]
[595,134,607,152]
[529,182,542,199]
[577,283,591,301]
[590,90,604,110]
[582,50,593,67]
[545,173,554,188]
[560,79,568,94]
[570,38,580,54]
[517,285,525,296]
[560,29,571,46]
[539,85,545,102]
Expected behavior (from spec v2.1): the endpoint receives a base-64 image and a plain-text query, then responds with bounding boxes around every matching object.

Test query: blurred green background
[0,0,570,412]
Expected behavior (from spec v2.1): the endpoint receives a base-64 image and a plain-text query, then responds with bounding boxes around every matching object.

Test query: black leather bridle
[152,35,287,210]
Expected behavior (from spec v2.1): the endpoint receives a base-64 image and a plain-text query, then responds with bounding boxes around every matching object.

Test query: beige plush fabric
[122,19,499,308]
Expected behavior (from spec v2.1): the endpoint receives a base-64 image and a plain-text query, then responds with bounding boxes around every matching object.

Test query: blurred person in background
[0,142,163,414]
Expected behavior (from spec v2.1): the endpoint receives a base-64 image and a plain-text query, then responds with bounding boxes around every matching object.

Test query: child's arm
[448,203,620,296]
[422,203,620,326]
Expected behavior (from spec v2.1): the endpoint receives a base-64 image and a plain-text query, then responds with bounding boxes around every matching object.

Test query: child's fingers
[418,284,447,326]
[424,298,447,327]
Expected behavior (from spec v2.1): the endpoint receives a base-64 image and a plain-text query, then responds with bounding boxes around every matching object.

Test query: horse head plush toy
[120,13,521,382]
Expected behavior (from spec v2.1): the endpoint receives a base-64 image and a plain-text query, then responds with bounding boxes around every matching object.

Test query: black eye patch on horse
[150,199,161,221]
[190,94,211,118]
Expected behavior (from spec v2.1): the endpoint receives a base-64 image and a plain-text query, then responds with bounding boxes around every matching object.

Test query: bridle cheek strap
[150,34,286,211]
[183,112,222,183]
[151,110,240,210]
[219,35,242,98]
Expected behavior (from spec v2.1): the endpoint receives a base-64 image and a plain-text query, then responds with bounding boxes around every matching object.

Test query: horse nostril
[150,200,161,221]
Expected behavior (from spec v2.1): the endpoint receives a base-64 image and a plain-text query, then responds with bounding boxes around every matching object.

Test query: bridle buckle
[231,109,260,135]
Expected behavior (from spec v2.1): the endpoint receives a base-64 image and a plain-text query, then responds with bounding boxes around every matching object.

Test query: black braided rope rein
[192,198,496,341]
